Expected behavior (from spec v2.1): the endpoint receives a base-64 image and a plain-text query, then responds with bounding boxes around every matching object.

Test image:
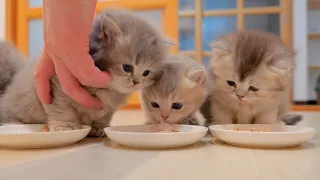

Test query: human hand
[34,0,111,109]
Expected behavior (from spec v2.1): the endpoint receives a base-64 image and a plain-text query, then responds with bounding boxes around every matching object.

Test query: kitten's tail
[281,114,303,125]
[0,41,26,96]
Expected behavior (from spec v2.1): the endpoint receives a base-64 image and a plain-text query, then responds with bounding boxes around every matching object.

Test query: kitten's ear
[100,15,123,45]
[184,67,206,88]
[267,57,294,75]
[210,41,229,59]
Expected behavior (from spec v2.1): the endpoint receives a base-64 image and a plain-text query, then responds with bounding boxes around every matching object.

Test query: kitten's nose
[133,80,140,85]
[161,114,169,120]
[236,94,245,99]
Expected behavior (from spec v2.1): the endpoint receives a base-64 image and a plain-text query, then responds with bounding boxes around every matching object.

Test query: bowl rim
[104,124,208,135]
[0,124,92,135]
[209,124,316,135]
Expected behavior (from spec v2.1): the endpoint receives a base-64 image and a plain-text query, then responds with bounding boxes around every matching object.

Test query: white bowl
[209,124,316,148]
[0,124,91,149]
[104,124,208,149]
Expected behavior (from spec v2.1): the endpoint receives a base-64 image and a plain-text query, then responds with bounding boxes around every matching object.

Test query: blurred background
[0,0,319,112]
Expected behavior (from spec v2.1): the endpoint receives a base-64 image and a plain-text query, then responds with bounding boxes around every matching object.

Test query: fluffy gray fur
[141,55,209,126]
[204,30,296,125]
[0,9,168,136]
[0,41,25,96]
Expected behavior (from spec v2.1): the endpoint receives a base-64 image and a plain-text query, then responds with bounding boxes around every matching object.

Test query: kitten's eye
[151,102,159,108]
[142,70,150,77]
[171,103,183,110]
[226,80,236,87]
[123,64,133,73]
[249,86,259,92]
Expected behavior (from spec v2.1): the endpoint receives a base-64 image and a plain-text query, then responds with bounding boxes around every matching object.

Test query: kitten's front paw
[88,127,105,137]
[49,124,81,132]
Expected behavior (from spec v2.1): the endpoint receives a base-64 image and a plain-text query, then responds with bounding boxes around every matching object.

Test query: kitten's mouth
[239,98,245,102]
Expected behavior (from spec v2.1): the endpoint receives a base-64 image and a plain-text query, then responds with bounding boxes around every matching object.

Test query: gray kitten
[204,30,297,125]
[0,9,168,137]
[141,55,209,126]
[0,41,25,96]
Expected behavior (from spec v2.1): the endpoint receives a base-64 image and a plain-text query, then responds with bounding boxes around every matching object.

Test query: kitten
[0,9,168,136]
[141,55,208,126]
[0,41,25,96]
[204,30,294,125]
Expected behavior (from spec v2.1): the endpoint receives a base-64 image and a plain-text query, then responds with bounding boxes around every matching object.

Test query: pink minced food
[148,123,179,133]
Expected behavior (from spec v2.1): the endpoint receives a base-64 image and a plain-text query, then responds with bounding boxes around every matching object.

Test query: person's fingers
[34,52,55,104]
[64,53,112,87]
[53,57,104,110]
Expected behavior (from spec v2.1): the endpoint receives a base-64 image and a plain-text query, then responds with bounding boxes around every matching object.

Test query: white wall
[293,0,309,101]
[0,0,5,40]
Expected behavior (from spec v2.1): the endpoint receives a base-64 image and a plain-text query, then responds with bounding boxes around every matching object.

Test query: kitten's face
[106,48,163,93]
[209,31,293,104]
[143,87,206,124]
[142,59,207,124]
[90,10,168,93]
[212,58,281,103]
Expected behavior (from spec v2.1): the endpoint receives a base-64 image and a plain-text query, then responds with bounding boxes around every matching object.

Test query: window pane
[29,0,43,8]
[308,11,320,33]
[202,0,237,10]
[179,18,195,51]
[28,19,44,60]
[179,0,194,10]
[202,16,237,51]
[244,14,280,36]
[244,0,279,8]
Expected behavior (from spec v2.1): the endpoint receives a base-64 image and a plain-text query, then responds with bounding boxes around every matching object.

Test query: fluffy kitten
[205,30,294,125]
[0,9,168,136]
[0,41,25,96]
[141,55,208,126]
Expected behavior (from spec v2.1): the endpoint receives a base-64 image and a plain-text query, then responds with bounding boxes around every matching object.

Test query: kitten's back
[0,41,26,95]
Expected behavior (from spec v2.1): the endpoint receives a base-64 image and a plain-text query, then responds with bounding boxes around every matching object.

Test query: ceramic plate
[0,124,91,149]
[209,124,316,148]
[104,125,208,149]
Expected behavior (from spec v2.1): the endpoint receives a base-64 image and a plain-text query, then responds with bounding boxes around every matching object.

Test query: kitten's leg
[255,110,278,124]
[45,106,81,131]
[89,112,113,137]
[210,106,233,125]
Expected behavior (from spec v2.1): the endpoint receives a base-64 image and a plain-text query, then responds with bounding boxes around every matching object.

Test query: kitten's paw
[88,127,105,137]
[49,124,81,132]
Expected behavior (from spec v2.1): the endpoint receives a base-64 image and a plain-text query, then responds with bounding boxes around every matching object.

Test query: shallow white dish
[104,124,208,149]
[209,124,316,148]
[0,124,91,149]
